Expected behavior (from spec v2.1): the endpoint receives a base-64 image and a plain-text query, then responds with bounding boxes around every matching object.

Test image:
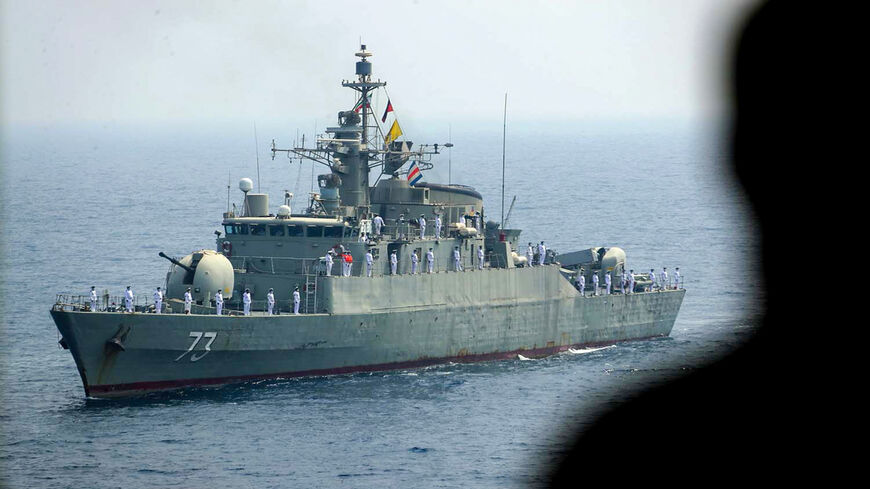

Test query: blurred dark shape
[548,1,845,484]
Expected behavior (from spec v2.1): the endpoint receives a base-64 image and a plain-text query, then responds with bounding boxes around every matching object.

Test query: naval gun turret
[162,250,234,303]
[555,246,627,286]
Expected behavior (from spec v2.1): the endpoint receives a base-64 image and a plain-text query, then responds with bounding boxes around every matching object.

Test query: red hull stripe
[87,337,662,396]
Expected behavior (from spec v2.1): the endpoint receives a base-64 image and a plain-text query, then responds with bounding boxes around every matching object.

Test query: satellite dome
[239,178,254,193]
[277,205,291,217]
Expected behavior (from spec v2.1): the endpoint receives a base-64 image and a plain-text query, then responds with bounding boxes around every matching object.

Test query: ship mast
[341,46,384,147]
[339,44,386,211]
[271,45,447,219]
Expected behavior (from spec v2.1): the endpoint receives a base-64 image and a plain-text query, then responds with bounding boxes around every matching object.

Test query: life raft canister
[222,241,232,257]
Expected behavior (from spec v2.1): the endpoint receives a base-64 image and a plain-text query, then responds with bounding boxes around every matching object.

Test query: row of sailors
[93,263,679,316]
[370,212,481,240]
[98,286,302,316]
[573,267,683,296]
[213,287,301,316]
[89,265,683,318]
[323,245,485,277]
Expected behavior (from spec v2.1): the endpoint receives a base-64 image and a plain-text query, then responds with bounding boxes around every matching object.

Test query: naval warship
[51,45,685,398]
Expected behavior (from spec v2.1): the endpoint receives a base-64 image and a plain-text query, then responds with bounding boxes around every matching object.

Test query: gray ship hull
[51,266,684,398]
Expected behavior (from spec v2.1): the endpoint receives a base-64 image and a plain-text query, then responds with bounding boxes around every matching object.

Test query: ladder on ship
[303,273,317,314]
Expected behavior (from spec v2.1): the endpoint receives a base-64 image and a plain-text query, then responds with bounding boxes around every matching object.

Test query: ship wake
[566,345,616,355]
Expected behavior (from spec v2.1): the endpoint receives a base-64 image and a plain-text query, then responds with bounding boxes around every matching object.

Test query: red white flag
[381,99,394,123]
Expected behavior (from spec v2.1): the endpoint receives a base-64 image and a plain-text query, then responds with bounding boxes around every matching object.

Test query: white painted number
[191,332,217,362]
[174,331,217,362]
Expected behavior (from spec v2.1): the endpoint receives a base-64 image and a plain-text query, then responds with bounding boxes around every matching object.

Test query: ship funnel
[244,194,269,217]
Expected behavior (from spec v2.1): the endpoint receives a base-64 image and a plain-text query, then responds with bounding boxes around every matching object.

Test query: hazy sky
[1,0,756,127]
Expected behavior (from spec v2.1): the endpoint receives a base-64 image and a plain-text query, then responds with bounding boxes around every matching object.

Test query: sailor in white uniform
[605,271,612,295]
[661,267,669,290]
[411,250,419,274]
[453,246,463,271]
[649,269,657,291]
[242,288,252,316]
[419,215,426,239]
[153,287,163,313]
[592,273,599,296]
[434,215,442,238]
[576,271,586,296]
[125,286,134,312]
[325,251,334,277]
[628,270,636,295]
[538,241,546,265]
[359,232,368,243]
[526,243,535,267]
[293,286,300,315]
[477,247,485,270]
[184,287,192,314]
[674,267,681,289]
[426,248,435,273]
[390,251,398,275]
[89,286,98,312]
[366,250,374,277]
[372,214,384,236]
[267,288,275,315]
[215,290,223,315]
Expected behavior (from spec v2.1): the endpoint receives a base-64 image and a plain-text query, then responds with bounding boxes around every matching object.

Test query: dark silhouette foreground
[549,1,846,484]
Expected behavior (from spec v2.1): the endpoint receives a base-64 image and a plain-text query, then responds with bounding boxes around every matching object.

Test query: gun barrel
[158,252,195,273]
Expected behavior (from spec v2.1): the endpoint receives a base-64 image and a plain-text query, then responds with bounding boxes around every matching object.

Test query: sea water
[0,119,760,488]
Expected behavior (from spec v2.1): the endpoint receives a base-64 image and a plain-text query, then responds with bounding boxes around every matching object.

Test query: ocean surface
[0,119,761,488]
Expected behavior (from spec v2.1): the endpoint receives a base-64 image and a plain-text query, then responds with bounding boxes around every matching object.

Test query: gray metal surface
[52,266,684,398]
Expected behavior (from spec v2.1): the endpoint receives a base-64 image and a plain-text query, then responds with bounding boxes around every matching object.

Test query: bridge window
[250,224,266,236]
[224,224,248,235]
[306,226,323,238]
[269,225,285,236]
[323,226,343,238]
[287,225,304,237]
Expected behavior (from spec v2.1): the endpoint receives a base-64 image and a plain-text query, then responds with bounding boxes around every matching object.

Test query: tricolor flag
[385,119,403,145]
[381,99,394,122]
[407,161,423,186]
[353,93,372,113]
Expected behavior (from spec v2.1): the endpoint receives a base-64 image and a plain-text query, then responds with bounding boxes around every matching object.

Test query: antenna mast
[448,124,452,185]
[254,122,261,193]
[501,92,507,229]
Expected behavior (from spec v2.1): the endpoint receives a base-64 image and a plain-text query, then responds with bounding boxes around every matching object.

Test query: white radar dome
[277,205,291,217]
[239,178,254,193]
